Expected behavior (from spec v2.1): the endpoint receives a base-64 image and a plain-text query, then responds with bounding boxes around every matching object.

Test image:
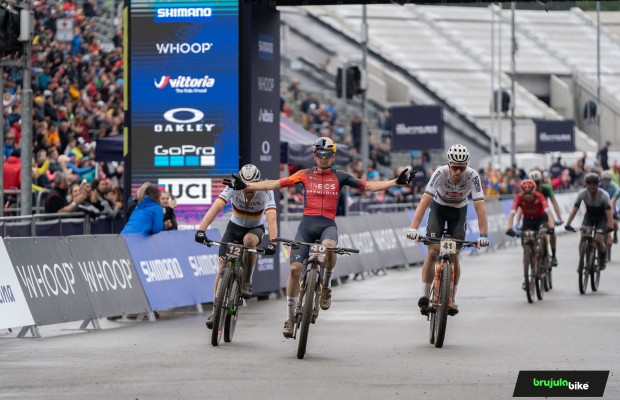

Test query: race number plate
[309,244,328,258]
[226,243,244,259]
[440,238,457,255]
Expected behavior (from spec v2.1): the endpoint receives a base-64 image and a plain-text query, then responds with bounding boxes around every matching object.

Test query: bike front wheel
[523,246,535,303]
[579,242,591,295]
[224,279,241,343]
[544,267,553,291]
[591,251,601,292]
[434,262,451,348]
[428,284,436,345]
[297,267,317,359]
[211,266,233,346]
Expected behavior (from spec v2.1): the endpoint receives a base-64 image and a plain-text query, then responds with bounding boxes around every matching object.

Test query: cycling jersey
[511,191,549,219]
[424,165,484,208]
[539,183,555,199]
[574,188,611,218]
[279,167,366,220]
[599,181,620,201]
[216,187,276,228]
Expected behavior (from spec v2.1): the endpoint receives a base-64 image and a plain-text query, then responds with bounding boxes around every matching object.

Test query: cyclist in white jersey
[407,144,489,316]
[194,164,278,329]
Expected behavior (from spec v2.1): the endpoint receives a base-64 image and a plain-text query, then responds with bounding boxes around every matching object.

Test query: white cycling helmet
[239,164,261,183]
[528,169,542,182]
[447,144,470,166]
[602,170,614,181]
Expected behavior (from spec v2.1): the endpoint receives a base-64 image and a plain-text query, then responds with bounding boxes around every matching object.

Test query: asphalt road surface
[1,232,618,400]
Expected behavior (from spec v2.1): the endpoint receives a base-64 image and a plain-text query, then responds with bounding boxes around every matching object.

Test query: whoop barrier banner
[122,229,221,311]
[65,235,150,318]
[535,120,575,153]
[0,238,34,330]
[391,105,444,151]
[6,237,97,326]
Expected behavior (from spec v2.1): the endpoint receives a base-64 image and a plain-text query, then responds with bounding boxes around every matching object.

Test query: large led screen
[129,1,239,225]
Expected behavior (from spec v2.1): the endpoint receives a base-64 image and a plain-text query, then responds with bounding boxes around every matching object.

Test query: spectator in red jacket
[3,148,21,190]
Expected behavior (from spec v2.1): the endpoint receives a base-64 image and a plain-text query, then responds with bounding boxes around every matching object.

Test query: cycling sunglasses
[315,151,333,159]
[449,164,467,172]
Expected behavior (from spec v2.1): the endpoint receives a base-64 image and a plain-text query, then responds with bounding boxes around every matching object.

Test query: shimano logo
[154,149,215,166]
[154,75,215,94]
[257,76,275,92]
[156,43,213,54]
[258,34,274,60]
[258,108,274,123]
[155,7,212,22]
[154,108,216,133]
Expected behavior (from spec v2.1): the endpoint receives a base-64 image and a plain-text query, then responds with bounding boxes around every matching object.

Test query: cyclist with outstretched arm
[223,137,415,338]
[565,173,613,271]
[407,144,489,316]
[194,164,278,329]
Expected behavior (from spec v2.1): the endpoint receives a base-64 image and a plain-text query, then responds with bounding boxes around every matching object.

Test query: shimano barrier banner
[240,3,280,179]
[535,120,575,153]
[0,238,34,330]
[363,214,407,268]
[5,237,96,326]
[391,105,444,151]
[122,229,221,311]
[65,236,151,318]
[129,1,239,225]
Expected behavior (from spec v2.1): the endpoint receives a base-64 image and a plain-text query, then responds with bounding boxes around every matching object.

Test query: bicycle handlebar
[275,237,360,254]
[419,236,478,248]
[202,239,266,255]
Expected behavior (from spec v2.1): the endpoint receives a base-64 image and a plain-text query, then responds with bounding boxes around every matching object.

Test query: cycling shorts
[522,214,548,231]
[426,201,467,241]
[290,216,338,264]
[219,221,265,258]
[582,213,608,232]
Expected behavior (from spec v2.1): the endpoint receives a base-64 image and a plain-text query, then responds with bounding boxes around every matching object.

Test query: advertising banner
[65,235,151,318]
[391,105,444,151]
[336,216,382,273]
[241,3,280,178]
[0,238,34,330]
[535,120,575,153]
[129,1,239,225]
[122,229,221,311]
[5,237,97,326]
[386,212,426,265]
[363,214,407,268]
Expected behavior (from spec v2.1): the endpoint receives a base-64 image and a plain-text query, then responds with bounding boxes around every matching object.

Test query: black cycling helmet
[584,172,600,184]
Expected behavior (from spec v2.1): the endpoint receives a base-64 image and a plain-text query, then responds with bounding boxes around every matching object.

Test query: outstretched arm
[365,178,398,192]
[246,180,282,191]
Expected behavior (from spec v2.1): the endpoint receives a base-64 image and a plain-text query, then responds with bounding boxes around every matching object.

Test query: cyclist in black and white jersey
[194,164,278,329]
[407,144,489,316]
[565,173,613,270]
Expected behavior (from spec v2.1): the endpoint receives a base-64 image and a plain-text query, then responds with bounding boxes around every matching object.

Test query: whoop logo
[156,43,213,54]
[154,108,216,133]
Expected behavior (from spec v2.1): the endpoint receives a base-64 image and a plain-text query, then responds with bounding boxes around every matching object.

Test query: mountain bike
[419,235,477,348]
[516,228,551,303]
[202,239,268,346]
[568,226,608,294]
[277,238,359,359]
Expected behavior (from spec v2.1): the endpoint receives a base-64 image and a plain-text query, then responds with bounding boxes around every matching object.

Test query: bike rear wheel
[434,262,451,348]
[297,267,317,359]
[579,242,591,295]
[591,250,601,292]
[212,266,233,346]
[523,246,535,303]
